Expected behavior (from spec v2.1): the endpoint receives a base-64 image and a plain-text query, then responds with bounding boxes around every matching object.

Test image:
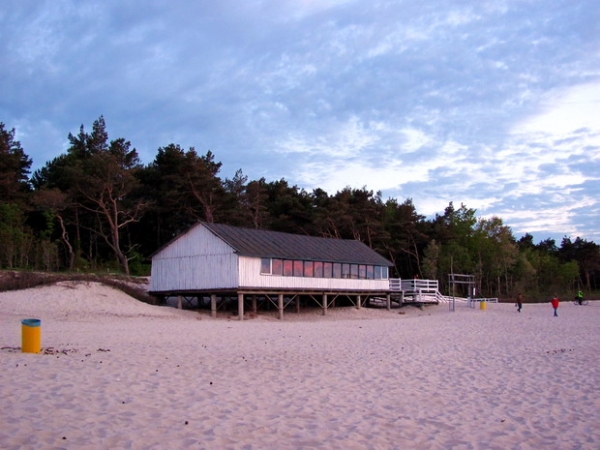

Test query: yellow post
[480,300,486,310]
[21,319,41,353]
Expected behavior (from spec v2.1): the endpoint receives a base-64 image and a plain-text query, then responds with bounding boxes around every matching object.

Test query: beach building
[149,222,395,319]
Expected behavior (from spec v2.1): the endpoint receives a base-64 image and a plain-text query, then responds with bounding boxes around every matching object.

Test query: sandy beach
[1,281,598,449]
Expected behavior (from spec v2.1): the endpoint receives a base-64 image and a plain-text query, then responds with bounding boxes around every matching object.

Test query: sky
[2,0,599,244]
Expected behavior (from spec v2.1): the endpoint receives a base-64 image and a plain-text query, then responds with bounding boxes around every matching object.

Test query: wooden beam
[278,293,284,320]
[210,294,217,318]
[251,295,257,314]
[322,293,327,316]
[238,293,244,321]
[357,295,361,310]
[386,293,391,311]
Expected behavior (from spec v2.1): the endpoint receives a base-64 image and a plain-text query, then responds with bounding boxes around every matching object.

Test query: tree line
[1,117,598,299]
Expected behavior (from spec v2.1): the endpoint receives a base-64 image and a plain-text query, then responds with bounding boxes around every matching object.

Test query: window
[359,265,366,279]
[293,260,303,276]
[283,260,294,276]
[304,261,314,277]
[260,258,271,274]
[333,263,342,278]
[381,266,389,279]
[374,266,381,279]
[262,257,386,280]
[272,259,283,276]
[341,263,350,279]
[314,261,323,278]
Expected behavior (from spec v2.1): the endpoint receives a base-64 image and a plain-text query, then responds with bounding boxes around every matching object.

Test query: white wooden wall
[150,224,239,292]
[238,256,390,291]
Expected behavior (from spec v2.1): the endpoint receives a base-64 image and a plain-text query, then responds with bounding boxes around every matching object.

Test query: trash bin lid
[21,318,41,327]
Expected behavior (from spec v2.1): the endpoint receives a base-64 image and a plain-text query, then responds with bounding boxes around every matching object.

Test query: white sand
[1,282,598,449]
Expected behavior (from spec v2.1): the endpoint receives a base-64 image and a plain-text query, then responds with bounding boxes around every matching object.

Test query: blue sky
[2,0,599,243]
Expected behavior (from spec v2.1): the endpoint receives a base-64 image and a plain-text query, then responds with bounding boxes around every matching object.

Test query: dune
[1,282,598,449]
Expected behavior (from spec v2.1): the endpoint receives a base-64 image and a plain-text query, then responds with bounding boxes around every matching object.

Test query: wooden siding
[238,256,390,291]
[150,225,239,292]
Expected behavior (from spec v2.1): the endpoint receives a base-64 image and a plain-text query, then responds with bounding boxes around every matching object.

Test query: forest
[1,117,598,300]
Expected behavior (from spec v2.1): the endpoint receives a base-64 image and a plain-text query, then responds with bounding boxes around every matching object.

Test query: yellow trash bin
[480,300,486,310]
[21,319,41,353]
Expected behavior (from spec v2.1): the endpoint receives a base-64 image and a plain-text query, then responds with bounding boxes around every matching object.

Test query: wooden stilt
[177,295,182,310]
[252,295,257,314]
[357,295,361,310]
[386,293,391,311]
[238,293,244,321]
[211,294,217,318]
[322,293,328,316]
[278,293,284,320]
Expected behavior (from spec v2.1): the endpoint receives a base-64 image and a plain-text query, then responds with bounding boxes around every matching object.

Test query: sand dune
[1,282,598,449]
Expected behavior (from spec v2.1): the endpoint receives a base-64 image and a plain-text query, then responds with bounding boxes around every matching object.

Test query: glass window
[350,264,359,279]
[374,266,381,279]
[381,266,389,279]
[260,258,271,274]
[324,262,333,278]
[293,260,303,277]
[359,265,366,279]
[283,260,294,276]
[342,263,351,279]
[333,263,342,278]
[304,261,314,277]
[366,265,374,279]
[314,261,323,278]
[272,259,283,276]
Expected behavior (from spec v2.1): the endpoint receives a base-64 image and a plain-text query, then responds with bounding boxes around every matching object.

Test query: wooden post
[296,295,300,313]
[278,293,284,320]
[211,294,217,318]
[251,295,257,314]
[386,293,391,311]
[177,295,182,310]
[238,293,244,321]
[322,293,327,316]
[357,295,361,310]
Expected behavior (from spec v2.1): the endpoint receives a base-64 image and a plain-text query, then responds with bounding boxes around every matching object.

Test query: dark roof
[202,222,392,266]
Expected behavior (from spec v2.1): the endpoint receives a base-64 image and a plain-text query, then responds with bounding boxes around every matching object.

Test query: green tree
[75,136,147,274]
[0,123,32,203]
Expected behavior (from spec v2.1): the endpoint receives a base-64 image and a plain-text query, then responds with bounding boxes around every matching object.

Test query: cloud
[1,0,600,244]
[515,82,600,136]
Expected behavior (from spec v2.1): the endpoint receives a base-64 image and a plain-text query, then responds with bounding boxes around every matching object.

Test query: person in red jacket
[551,296,560,317]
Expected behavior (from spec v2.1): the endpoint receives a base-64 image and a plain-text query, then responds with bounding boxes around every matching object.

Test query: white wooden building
[150,222,394,319]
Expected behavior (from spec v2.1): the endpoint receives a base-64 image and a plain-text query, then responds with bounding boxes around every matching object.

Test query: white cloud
[515,82,600,136]
[400,128,432,152]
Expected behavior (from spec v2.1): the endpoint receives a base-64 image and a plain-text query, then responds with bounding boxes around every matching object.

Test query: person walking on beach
[551,296,560,317]
[516,293,523,312]
[575,290,584,305]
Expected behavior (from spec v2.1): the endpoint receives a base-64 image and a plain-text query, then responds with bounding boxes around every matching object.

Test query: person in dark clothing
[516,293,523,312]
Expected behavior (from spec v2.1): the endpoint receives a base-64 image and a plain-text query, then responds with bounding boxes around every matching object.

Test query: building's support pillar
[357,295,362,310]
[386,293,391,311]
[238,293,244,321]
[296,295,301,313]
[251,295,258,314]
[322,293,328,316]
[278,293,284,320]
[211,294,217,318]
[177,295,183,310]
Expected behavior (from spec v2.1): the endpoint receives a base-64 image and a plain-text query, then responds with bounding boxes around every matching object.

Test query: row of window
[260,258,389,280]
